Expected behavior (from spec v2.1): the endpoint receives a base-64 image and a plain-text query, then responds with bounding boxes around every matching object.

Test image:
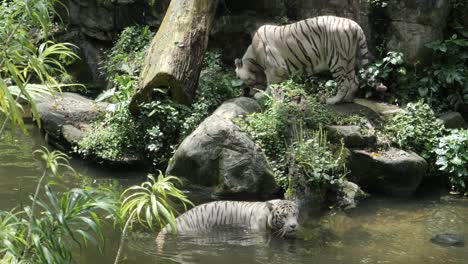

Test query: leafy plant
[288,128,347,193]
[359,51,407,101]
[385,101,445,159]
[181,51,243,137]
[0,148,118,264]
[435,129,468,192]
[100,25,154,79]
[114,171,192,264]
[418,32,468,111]
[236,98,289,184]
[236,79,359,189]
[0,0,79,134]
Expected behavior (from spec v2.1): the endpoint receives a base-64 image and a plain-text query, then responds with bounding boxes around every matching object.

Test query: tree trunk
[130,0,218,113]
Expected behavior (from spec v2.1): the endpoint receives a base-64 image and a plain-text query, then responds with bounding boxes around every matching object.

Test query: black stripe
[293,26,314,67]
[287,57,300,71]
[303,21,322,60]
[288,30,309,68]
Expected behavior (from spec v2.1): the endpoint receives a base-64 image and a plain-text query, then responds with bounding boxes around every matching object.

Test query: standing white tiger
[235,15,370,104]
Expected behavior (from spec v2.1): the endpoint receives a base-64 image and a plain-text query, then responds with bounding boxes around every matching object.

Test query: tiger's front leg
[265,69,289,94]
[327,62,350,105]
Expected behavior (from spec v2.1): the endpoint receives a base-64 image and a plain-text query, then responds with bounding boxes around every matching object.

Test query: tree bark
[130,0,218,113]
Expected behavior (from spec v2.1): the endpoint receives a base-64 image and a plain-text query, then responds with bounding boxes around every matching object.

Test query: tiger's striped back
[158,201,269,236]
[235,16,370,105]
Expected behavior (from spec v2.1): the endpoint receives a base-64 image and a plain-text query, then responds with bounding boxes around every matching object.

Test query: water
[1,123,468,264]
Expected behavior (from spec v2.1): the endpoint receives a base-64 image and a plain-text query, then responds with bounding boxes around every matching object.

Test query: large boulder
[438,112,468,129]
[330,180,369,210]
[384,0,451,64]
[35,92,144,166]
[36,92,108,149]
[166,97,279,199]
[347,148,428,196]
[326,125,376,148]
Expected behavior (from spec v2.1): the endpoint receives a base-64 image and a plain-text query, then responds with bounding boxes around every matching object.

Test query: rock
[166,97,279,199]
[210,14,273,64]
[384,0,451,65]
[353,98,405,120]
[330,181,369,210]
[35,92,108,148]
[35,92,144,166]
[347,148,428,196]
[438,112,468,129]
[326,125,376,148]
[66,0,167,42]
[68,0,114,41]
[431,233,465,247]
[62,124,88,144]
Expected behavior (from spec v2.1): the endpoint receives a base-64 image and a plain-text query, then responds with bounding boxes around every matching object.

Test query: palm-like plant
[0,211,27,263]
[114,172,193,264]
[0,0,80,135]
[24,185,118,263]
[0,147,119,264]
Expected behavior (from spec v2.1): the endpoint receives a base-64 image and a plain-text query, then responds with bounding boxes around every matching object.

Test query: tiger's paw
[343,94,355,103]
[326,96,342,105]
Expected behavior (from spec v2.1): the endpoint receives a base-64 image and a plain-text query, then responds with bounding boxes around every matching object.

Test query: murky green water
[1,123,467,264]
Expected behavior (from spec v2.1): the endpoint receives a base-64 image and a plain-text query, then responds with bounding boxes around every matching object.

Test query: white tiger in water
[235,15,370,104]
[157,199,299,239]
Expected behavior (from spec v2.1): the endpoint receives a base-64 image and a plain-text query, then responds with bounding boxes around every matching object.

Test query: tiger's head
[235,46,267,93]
[266,199,299,237]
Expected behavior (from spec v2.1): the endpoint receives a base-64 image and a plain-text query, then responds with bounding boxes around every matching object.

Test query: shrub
[358,51,409,102]
[236,98,289,184]
[385,101,445,159]
[78,90,188,165]
[289,128,347,191]
[82,49,241,166]
[0,0,79,133]
[435,129,468,192]
[418,32,468,111]
[100,25,154,79]
[181,52,243,137]
[236,79,357,189]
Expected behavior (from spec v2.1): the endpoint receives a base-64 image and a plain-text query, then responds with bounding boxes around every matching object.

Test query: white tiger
[235,15,370,104]
[157,199,299,238]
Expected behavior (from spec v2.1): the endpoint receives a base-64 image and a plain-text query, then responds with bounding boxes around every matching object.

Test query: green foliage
[120,172,192,231]
[26,185,117,263]
[89,47,242,165]
[100,25,154,79]
[237,79,357,189]
[289,128,347,190]
[96,73,136,108]
[0,0,79,133]
[435,129,468,192]
[77,109,144,161]
[0,148,118,264]
[79,90,188,164]
[385,101,445,159]
[236,96,288,183]
[418,32,468,110]
[115,171,192,264]
[0,211,25,261]
[359,51,408,101]
[181,52,243,137]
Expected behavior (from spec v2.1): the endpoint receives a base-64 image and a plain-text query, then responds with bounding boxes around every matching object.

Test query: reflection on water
[1,123,468,264]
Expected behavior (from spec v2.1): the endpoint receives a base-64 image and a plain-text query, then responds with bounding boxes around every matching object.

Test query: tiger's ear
[235,58,243,68]
[266,200,279,212]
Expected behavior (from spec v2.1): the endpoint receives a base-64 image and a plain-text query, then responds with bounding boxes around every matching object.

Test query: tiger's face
[266,200,299,237]
[234,58,267,91]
